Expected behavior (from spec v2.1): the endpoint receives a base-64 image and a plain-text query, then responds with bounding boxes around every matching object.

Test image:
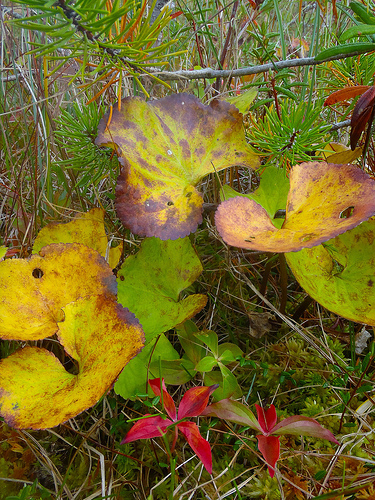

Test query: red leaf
[256,435,280,477]
[350,86,375,150]
[272,415,339,444]
[324,86,370,107]
[148,378,176,421]
[255,404,277,434]
[178,421,213,473]
[121,415,172,443]
[177,385,218,419]
[170,10,182,18]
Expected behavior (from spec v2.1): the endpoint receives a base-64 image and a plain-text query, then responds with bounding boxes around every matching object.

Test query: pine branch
[55,0,142,73]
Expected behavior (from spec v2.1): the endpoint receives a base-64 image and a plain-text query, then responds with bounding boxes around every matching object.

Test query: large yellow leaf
[215,162,375,253]
[0,243,117,340]
[33,208,123,268]
[96,94,259,240]
[286,217,375,325]
[0,295,144,429]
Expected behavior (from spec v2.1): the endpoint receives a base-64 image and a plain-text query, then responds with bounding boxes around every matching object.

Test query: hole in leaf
[63,354,80,375]
[301,234,314,243]
[167,201,174,206]
[332,259,344,275]
[38,336,79,375]
[32,268,44,279]
[274,209,286,219]
[186,192,192,198]
[339,206,355,219]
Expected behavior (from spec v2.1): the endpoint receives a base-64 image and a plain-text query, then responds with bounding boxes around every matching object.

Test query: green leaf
[357,383,374,393]
[251,167,290,219]
[340,24,375,42]
[195,355,218,372]
[315,42,375,61]
[114,334,178,400]
[218,344,243,364]
[286,217,375,325]
[194,330,218,356]
[149,358,196,385]
[221,166,290,229]
[224,88,258,114]
[176,320,206,365]
[219,364,243,399]
[117,237,207,339]
[0,247,6,260]
[221,167,290,228]
[202,398,260,430]
[350,1,375,25]
[203,370,224,399]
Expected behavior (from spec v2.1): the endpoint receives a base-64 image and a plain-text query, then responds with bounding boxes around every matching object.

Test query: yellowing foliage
[215,162,375,253]
[96,94,259,239]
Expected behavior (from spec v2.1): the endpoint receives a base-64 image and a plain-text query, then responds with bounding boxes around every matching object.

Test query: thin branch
[5,2,374,87]
[330,119,351,131]
[151,50,375,81]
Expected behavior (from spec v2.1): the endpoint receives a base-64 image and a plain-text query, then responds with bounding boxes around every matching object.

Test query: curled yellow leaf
[0,295,144,429]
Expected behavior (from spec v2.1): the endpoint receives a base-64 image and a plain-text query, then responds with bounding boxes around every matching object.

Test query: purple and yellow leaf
[96,94,259,239]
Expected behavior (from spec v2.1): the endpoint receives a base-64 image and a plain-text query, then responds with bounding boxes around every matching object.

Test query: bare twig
[151,51,375,81]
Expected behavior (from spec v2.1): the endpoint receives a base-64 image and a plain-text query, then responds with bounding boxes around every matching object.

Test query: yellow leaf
[319,142,363,164]
[215,162,375,253]
[0,243,117,340]
[0,295,144,429]
[33,208,123,268]
[96,94,259,239]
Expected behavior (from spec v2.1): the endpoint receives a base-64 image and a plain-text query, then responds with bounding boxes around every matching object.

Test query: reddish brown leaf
[350,86,375,150]
[324,85,370,107]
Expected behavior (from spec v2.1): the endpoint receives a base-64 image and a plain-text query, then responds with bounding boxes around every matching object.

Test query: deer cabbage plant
[0,93,374,432]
